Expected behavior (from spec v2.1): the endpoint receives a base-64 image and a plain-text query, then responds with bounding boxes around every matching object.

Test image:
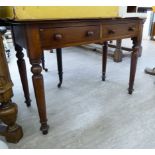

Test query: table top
[0,17,145,26]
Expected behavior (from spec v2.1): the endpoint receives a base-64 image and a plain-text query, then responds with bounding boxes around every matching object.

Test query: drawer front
[39,25,100,48]
[102,23,138,39]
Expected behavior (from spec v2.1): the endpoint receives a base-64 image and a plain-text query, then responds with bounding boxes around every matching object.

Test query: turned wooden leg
[0,35,23,143]
[31,61,49,134]
[128,37,139,94]
[113,39,123,62]
[41,52,48,72]
[102,41,108,81]
[56,48,63,88]
[21,25,49,135]
[0,100,23,143]
[15,44,31,107]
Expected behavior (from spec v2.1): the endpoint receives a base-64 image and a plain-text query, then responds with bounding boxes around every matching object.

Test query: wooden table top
[0,17,145,25]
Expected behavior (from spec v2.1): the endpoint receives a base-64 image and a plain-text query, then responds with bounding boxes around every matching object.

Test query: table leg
[56,48,63,88]
[0,35,23,143]
[102,41,108,81]
[15,44,31,107]
[21,25,49,134]
[113,39,123,62]
[31,60,49,134]
[128,37,139,94]
[0,100,23,143]
[41,52,48,72]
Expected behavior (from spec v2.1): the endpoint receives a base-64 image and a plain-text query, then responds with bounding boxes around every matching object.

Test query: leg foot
[0,101,23,143]
[128,88,134,94]
[102,75,106,81]
[57,82,62,88]
[40,123,49,135]
[5,124,23,143]
[25,99,31,107]
[44,68,48,72]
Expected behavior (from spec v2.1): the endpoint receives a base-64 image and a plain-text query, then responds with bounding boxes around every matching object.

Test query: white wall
[119,6,147,18]
[143,11,152,40]
[119,7,152,40]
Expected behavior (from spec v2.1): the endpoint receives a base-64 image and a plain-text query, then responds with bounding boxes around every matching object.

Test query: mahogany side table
[1,17,145,134]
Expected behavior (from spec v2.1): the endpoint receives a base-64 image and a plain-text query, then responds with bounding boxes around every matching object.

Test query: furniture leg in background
[15,44,31,107]
[41,48,63,87]
[56,48,63,88]
[0,34,23,143]
[108,39,142,62]
[98,40,123,63]
[150,22,155,40]
[102,41,108,81]
[102,37,140,95]
[113,39,123,62]
[41,52,48,72]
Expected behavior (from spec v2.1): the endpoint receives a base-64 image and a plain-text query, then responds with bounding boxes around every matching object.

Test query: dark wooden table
[1,17,145,135]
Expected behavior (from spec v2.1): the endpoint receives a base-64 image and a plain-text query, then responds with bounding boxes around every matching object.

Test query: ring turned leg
[128,37,139,94]
[41,52,48,72]
[102,41,108,81]
[0,35,23,143]
[0,100,23,143]
[31,61,49,134]
[15,44,31,107]
[56,48,63,88]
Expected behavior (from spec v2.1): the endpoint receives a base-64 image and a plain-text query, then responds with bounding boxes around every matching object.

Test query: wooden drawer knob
[108,30,115,34]
[54,34,63,41]
[128,27,135,31]
[87,31,94,37]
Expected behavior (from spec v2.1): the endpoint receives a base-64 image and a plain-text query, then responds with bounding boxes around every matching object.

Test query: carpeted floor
[1,39,155,148]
